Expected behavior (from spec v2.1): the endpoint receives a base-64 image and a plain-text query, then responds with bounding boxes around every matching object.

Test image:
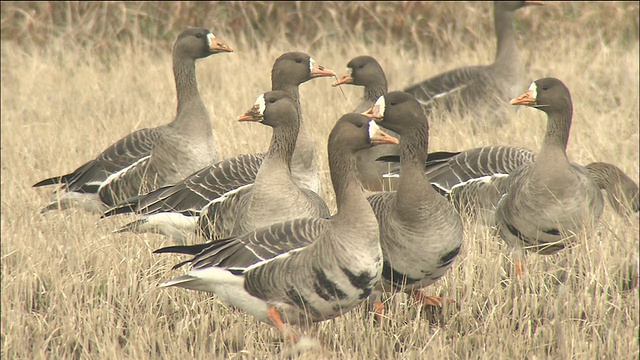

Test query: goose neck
[396,124,434,204]
[264,123,299,172]
[540,107,572,153]
[364,83,387,106]
[329,147,369,219]
[493,7,518,66]
[173,55,203,115]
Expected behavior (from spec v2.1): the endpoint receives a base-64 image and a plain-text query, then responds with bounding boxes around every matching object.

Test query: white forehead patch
[255,94,266,115]
[368,120,381,140]
[346,66,353,72]
[374,95,386,116]
[309,58,315,72]
[528,81,537,99]
[206,33,216,47]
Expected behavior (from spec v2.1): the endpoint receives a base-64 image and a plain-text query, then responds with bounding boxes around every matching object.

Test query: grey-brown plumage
[585,162,639,216]
[34,27,232,213]
[404,1,542,127]
[154,114,399,341]
[333,55,400,191]
[364,92,463,308]
[104,52,335,240]
[197,91,330,240]
[496,77,604,277]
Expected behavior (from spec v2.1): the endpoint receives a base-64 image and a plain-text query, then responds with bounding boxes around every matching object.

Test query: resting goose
[33,27,232,213]
[363,92,463,315]
[403,1,542,126]
[332,55,401,191]
[103,52,335,240]
[153,114,399,342]
[495,77,604,278]
[197,91,330,240]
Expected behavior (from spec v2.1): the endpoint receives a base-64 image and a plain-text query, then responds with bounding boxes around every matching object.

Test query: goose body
[35,28,232,213]
[404,1,541,126]
[104,52,335,240]
[197,91,330,240]
[495,78,604,277]
[155,114,399,340]
[364,92,463,310]
[381,145,638,225]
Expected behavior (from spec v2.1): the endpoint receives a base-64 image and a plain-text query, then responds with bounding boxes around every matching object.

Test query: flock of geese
[33,2,638,345]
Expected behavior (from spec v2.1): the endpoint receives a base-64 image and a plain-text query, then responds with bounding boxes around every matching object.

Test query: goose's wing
[104,153,265,217]
[98,155,152,207]
[426,146,536,193]
[155,217,328,272]
[197,183,254,240]
[34,127,160,193]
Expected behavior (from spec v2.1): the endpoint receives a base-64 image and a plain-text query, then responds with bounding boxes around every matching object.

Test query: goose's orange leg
[373,300,385,324]
[408,289,455,307]
[267,307,299,343]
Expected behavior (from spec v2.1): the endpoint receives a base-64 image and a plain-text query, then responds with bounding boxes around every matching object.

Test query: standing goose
[496,77,604,278]
[403,1,542,126]
[363,91,463,314]
[197,91,330,240]
[153,114,399,342]
[103,52,335,240]
[33,28,232,213]
[332,55,400,191]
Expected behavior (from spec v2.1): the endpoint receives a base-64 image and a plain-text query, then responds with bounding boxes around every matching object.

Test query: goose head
[362,91,427,136]
[174,27,233,59]
[332,55,387,88]
[237,91,298,128]
[272,52,336,87]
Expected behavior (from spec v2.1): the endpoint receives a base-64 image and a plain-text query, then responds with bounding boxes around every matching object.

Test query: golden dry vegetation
[1,2,638,359]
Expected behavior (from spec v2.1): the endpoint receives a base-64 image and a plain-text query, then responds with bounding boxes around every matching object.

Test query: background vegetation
[2,2,638,359]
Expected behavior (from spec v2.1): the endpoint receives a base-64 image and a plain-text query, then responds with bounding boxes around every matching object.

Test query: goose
[363,91,463,316]
[380,146,639,225]
[33,27,232,213]
[403,1,542,126]
[332,55,401,191]
[103,52,335,240]
[495,77,604,278]
[153,114,399,343]
[197,90,330,240]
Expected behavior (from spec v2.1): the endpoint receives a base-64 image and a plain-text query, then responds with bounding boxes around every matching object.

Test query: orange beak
[370,127,399,145]
[332,70,353,87]
[361,105,383,121]
[237,104,262,122]
[510,90,536,106]
[209,38,233,53]
[311,62,336,78]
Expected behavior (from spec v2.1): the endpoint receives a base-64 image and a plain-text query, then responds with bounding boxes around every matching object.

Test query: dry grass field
[2,2,638,359]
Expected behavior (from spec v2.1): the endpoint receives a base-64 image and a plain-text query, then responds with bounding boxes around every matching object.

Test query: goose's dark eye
[356,122,364,128]
[295,58,303,63]
[358,64,364,69]
[390,101,397,106]
[195,33,204,39]
[542,86,549,91]
[269,98,276,104]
